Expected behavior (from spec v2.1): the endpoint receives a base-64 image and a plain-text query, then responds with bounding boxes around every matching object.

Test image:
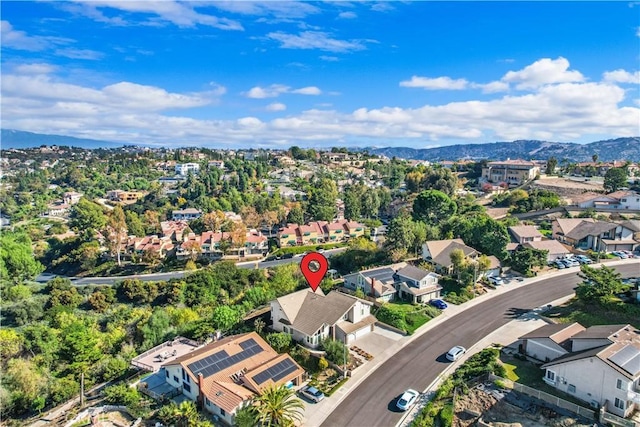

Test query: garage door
[353,326,371,341]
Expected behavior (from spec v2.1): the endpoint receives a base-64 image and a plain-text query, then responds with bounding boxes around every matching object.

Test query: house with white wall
[162,332,303,425]
[175,162,200,176]
[537,324,640,418]
[270,289,375,348]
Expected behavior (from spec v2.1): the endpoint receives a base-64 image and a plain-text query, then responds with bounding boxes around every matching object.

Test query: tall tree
[604,167,627,192]
[69,198,106,240]
[307,178,338,221]
[546,157,557,175]
[343,186,362,221]
[412,190,457,226]
[0,232,44,283]
[449,248,466,282]
[106,205,128,266]
[253,384,304,427]
[203,210,227,232]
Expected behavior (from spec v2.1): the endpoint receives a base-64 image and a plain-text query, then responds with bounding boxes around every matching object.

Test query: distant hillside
[365,137,640,162]
[1,129,125,149]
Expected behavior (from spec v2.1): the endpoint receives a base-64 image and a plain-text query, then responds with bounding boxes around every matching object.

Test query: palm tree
[253,384,304,427]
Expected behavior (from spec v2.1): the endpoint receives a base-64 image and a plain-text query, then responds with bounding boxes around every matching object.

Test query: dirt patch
[454,386,593,427]
[531,178,603,198]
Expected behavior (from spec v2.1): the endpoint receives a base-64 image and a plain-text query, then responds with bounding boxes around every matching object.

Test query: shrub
[321,338,348,365]
[439,403,454,427]
[318,357,329,371]
[265,332,292,353]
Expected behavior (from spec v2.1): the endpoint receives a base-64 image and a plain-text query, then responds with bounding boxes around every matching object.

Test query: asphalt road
[38,247,346,285]
[320,261,640,427]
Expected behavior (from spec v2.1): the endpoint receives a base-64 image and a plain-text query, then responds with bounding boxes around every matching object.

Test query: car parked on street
[299,385,325,403]
[612,251,628,259]
[553,260,566,269]
[488,276,504,286]
[429,299,448,309]
[446,345,467,362]
[396,389,419,411]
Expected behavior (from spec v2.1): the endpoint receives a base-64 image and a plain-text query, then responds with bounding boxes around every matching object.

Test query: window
[205,398,210,407]
[220,408,226,416]
[173,376,179,383]
[567,384,576,393]
[614,398,625,410]
[616,379,626,390]
[545,370,555,382]
[165,370,169,378]
[182,368,186,381]
[183,382,191,393]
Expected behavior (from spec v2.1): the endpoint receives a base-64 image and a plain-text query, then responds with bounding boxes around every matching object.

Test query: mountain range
[2,129,638,162]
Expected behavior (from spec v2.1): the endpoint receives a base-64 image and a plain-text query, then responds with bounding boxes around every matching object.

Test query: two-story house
[538,324,640,418]
[172,208,202,221]
[175,162,200,176]
[509,225,571,262]
[552,219,638,252]
[422,239,478,274]
[162,332,304,425]
[394,265,442,304]
[482,160,539,186]
[270,289,376,348]
[343,266,399,302]
[63,191,83,205]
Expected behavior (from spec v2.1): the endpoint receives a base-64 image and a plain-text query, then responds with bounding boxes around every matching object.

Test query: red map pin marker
[300,252,329,292]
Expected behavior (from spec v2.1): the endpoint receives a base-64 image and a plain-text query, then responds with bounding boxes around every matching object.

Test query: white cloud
[2,58,637,147]
[266,102,286,112]
[338,11,357,19]
[14,63,58,75]
[1,20,71,51]
[371,2,395,12]
[245,84,290,99]
[292,86,321,95]
[245,84,321,98]
[501,57,584,90]
[320,55,339,62]
[71,1,243,30]
[211,1,320,19]
[473,81,510,94]
[266,31,370,52]
[400,76,469,90]
[55,48,104,60]
[604,69,640,84]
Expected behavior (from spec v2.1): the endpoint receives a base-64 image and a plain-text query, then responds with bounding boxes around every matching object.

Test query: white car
[299,386,325,403]
[488,276,504,286]
[446,345,467,362]
[396,389,419,411]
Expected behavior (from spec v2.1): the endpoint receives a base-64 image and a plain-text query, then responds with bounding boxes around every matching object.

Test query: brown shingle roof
[164,332,304,413]
[523,240,570,254]
[424,239,478,268]
[509,225,543,240]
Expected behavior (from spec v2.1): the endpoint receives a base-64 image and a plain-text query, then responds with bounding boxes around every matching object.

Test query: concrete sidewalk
[302,259,638,427]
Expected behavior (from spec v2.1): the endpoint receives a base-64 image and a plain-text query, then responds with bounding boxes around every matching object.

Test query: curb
[306,259,639,427]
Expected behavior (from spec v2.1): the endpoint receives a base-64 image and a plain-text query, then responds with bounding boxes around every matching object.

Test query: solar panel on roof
[187,338,266,378]
[609,344,640,375]
[252,359,298,385]
[240,338,258,350]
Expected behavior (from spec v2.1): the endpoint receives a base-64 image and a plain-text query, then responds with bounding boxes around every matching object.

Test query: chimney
[369,278,376,298]
[198,373,204,407]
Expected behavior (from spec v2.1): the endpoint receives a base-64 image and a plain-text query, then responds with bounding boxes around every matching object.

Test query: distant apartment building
[172,208,202,221]
[175,162,200,176]
[482,160,539,186]
[208,160,225,169]
[106,189,144,203]
[277,219,366,247]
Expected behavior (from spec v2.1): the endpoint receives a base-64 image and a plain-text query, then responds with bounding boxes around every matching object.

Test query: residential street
[318,261,640,427]
[35,248,346,285]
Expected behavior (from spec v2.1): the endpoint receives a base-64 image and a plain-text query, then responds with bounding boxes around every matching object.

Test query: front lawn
[544,297,640,328]
[374,302,441,335]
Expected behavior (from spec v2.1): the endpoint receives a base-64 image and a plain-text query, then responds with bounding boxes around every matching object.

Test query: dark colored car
[429,299,448,309]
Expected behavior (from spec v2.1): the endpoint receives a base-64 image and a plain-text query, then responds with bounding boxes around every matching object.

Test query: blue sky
[1,1,638,148]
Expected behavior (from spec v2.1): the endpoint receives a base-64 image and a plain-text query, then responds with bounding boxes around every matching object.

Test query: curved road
[321,262,640,427]
[36,248,347,285]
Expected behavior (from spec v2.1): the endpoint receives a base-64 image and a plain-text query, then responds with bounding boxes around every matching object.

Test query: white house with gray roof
[270,289,375,348]
[394,265,442,304]
[536,324,640,418]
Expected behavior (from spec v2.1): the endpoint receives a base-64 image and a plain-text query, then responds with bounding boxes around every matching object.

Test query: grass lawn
[383,301,422,312]
[544,298,640,328]
[499,354,591,407]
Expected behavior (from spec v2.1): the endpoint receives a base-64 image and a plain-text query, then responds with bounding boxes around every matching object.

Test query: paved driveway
[352,326,404,358]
